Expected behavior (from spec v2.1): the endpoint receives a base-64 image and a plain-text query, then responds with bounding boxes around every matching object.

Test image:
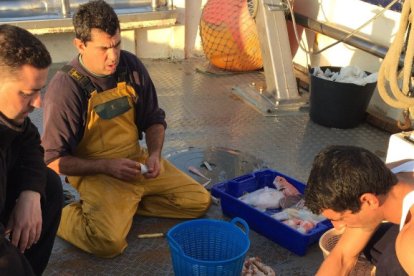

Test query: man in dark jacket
[0,24,63,275]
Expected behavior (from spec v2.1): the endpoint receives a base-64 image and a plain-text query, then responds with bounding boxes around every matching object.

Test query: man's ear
[360,193,380,209]
[73,38,85,53]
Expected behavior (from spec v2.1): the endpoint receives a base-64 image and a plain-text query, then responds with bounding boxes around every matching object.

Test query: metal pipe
[151,0,158,10]
[292,13,411,70]
[61,0,71,18]
[292,12,389,59]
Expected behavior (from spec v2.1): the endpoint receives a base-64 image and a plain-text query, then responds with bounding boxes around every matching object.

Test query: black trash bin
[309,66,376,129]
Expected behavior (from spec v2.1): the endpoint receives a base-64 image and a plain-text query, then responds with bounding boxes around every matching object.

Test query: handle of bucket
[231,217,249,236]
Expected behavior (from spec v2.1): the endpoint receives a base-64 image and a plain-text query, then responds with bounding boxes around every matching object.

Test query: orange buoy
[200,0,263,71]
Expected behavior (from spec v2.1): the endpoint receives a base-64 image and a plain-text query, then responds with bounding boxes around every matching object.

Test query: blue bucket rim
[166,217,250,265]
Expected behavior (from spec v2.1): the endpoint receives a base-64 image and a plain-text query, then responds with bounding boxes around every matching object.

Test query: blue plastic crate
[211,169,332,256]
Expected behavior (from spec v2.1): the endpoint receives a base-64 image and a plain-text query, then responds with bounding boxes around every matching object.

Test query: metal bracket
[255,0,300,101]
[264,0,289,11]
[231,0,307,116]
[152,0,174,11]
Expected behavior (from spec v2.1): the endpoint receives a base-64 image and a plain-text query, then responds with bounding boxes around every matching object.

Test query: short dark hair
[73,0,120,43]
[0,24,51,75]
[304,145,398,214]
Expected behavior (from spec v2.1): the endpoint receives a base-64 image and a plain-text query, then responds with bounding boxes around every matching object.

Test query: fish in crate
[239,176,325,234]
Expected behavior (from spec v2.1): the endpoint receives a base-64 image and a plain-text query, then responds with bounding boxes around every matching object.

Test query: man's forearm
[145,124,165,158]
[48,155,108,176]
[316,254,356,276]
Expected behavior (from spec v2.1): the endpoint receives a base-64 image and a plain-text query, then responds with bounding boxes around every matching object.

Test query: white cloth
[399,191,414,231]
[390,161,414,231]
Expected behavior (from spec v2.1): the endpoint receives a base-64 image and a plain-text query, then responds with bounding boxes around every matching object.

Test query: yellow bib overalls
[58,71,211,257]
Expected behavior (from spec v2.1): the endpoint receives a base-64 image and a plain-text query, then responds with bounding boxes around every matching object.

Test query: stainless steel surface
[254,0,300,104]
[164,147,269,190]
[29,58,390,275]
[265,0,289,11]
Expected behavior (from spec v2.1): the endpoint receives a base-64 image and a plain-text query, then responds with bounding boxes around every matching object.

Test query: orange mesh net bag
[199,0,263,71]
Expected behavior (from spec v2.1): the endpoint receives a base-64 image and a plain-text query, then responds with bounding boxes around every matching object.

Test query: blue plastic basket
[167,218,250,276]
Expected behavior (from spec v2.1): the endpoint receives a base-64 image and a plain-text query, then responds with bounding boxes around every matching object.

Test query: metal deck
[30,58,391,275]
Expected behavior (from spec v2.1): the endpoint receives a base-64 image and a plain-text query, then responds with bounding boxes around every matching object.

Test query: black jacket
[0,113,46,216]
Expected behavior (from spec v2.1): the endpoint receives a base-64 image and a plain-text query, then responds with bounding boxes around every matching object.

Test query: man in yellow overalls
[42,0,211,257]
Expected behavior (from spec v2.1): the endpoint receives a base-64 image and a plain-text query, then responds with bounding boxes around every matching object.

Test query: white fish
[239,187,285,211]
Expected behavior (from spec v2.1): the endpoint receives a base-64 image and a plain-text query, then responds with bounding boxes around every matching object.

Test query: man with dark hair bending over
[42,0,211,257]
[0,24,63,275]
[305,145,413,275]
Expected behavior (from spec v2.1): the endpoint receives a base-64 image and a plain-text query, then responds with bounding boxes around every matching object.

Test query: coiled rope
[378,0,414,129]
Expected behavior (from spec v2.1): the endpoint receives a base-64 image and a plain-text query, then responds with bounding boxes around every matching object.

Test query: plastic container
[319,228,376,275]
[211,169,332,256]
[167,217,250,276]
[309,66,376,128]
[319,228,344,258]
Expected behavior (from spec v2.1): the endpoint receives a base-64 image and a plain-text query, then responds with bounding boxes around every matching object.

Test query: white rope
[378,0,414,110]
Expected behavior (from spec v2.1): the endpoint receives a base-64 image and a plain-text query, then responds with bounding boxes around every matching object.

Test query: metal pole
[231,0,305,115]
[255,0,300,101]
[151,0,159,10]
[292,13,412,70]
[292,13,389,60]
[168,0,174,9]
[61,0,71,18]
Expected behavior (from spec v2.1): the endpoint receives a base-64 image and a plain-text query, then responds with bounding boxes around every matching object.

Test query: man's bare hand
[143,154,161,179]
[106,158,142,181]
[7,190,42,253]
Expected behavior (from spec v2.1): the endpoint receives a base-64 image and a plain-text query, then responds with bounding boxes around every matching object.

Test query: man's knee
[59,207,128,258]
[0,240,34,275]
[188,188,211,217]
[87,234,127,258]
[0,224,34,275]
[199,189,212,211]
